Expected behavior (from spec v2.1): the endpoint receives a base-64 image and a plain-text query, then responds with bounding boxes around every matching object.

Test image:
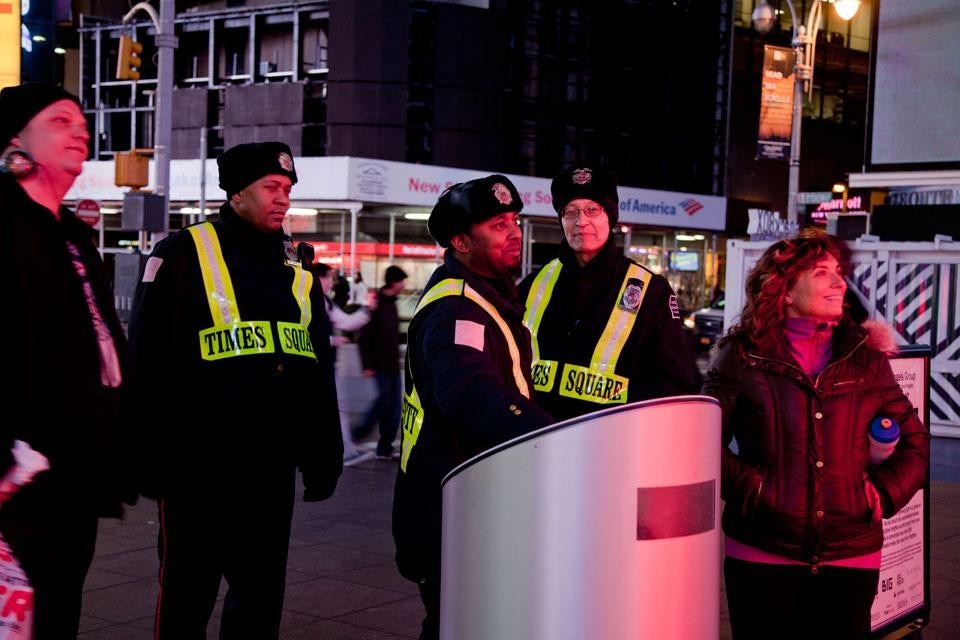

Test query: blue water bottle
[868,416,900,465]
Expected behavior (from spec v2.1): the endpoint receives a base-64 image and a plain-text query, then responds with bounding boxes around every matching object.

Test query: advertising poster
[870,349,930,636]
[757,45,795,161]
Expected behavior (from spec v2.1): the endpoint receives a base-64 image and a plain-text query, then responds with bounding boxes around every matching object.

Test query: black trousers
[725,557,880,640]
[0,509,98,640]
[352,371,402,456]
[154,464,296,640]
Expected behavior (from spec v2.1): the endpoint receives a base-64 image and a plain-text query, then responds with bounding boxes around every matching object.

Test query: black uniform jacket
[703,322,930,563]
[393,251,554,581]
[129,203,342,499]
[0,174,135,518]
[518,237,701,421]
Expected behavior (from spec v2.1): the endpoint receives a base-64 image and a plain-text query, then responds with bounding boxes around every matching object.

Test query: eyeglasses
[561,205,604,221]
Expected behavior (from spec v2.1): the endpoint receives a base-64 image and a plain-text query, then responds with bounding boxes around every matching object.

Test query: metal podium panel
[440,395,721,640]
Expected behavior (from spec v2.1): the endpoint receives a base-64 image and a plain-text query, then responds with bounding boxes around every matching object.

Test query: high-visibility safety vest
[523,258,652,405]
[399,278,530,472]
[186,222,316,361]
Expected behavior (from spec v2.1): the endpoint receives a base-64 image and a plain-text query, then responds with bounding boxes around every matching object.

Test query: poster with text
[757,45,795,161]
[870,352,929,634]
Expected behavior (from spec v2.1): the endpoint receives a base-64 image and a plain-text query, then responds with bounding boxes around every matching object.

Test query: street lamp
[751,0,861,225]
[832,181,849,213]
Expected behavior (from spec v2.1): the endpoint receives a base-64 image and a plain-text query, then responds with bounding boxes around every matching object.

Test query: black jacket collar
[556,234,620,279]
[442,249,525,319]
[216,201,289,253]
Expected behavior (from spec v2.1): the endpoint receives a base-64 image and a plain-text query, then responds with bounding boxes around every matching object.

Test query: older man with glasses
[518,166,701,421]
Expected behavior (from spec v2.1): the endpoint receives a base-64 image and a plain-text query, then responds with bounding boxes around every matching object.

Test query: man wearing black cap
[353,264,408,458]
[393,174,553,639]
[0,82,136,639]
[128,141,342,639]
[519,166,701,421]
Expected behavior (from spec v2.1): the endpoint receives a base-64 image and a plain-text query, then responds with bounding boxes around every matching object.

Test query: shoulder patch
[454,319,485,352]
[142,256,163,282]
[669,294,681,319]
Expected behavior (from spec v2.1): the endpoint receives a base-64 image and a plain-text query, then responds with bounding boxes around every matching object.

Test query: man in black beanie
[129,141,342,639]
[0,82,136,639]
[518,166,701,421]
[393,174,553,639]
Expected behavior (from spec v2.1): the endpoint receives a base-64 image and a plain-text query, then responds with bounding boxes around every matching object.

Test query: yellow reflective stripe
[289,263,313,329]
[523,259,563,362]
[276,321,316,359]
[530,359,559,393]
[558,363,629,405]
[187,223,240,325]
[399,386,424,472]
[199,321,274,361]
[413,278,465,315]
[412,278,530,397]
[462,284,530,398]
[590,264,650,373]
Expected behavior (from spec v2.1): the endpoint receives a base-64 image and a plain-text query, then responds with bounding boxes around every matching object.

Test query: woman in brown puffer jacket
[703,229,929,640]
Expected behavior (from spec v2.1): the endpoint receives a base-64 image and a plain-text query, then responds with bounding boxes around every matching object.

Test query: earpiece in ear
[0,150,36,179]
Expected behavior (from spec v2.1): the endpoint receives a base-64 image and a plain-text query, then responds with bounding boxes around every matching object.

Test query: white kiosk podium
[440,395,721,640]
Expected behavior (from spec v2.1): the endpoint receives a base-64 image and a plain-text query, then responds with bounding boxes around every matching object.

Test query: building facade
[68,0,873,310]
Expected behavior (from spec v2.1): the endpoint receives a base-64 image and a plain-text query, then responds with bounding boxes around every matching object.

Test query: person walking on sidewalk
[0,82,137,640]
[129,141,343,639]
[394,175,554,639]
[311,262,378,466]
[349,271,369,309]
[352,265,408,458]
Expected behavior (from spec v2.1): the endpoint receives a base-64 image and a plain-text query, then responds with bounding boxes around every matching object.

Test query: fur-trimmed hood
[862,318,899,355]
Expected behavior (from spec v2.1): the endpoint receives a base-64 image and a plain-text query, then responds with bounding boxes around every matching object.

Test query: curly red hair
[724,229,846,353]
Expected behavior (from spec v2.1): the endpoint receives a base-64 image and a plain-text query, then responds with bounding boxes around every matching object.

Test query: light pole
[121,0,176,247]
[752,0,861,225]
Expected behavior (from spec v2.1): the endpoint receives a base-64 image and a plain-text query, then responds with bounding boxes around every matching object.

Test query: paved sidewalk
[77,443,960,639]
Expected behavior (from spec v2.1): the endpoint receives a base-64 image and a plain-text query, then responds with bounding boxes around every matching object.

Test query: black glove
[300,464,339,502]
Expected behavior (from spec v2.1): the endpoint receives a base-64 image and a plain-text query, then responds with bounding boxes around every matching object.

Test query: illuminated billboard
[0,0,20,89]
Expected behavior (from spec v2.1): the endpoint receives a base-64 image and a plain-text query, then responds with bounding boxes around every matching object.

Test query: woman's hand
[863,473,884,522]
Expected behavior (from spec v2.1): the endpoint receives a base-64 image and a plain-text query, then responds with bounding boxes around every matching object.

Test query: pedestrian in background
[0,82,137,639]
[311,262,378,466]
[702,229,929,639]
[333,269,351,310]
[352,265,408,458]
[394,175,554,639]
[519,166,701,422]
[349,270,369,308]
[129,141,343,639]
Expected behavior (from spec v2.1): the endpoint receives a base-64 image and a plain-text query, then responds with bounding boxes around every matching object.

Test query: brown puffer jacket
[702,320,929,564]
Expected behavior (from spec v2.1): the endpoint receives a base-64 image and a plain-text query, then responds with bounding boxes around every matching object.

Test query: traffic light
[116,35,143,81]
[114,149,151,189]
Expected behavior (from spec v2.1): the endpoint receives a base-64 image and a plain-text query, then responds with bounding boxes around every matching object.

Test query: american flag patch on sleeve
[142,256,163,282]
[454,319,485,352]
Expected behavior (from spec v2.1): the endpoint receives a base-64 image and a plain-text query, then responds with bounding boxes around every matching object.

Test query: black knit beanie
[0,83,82,149]
[217,141,298,197]
[550,166,620,226]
